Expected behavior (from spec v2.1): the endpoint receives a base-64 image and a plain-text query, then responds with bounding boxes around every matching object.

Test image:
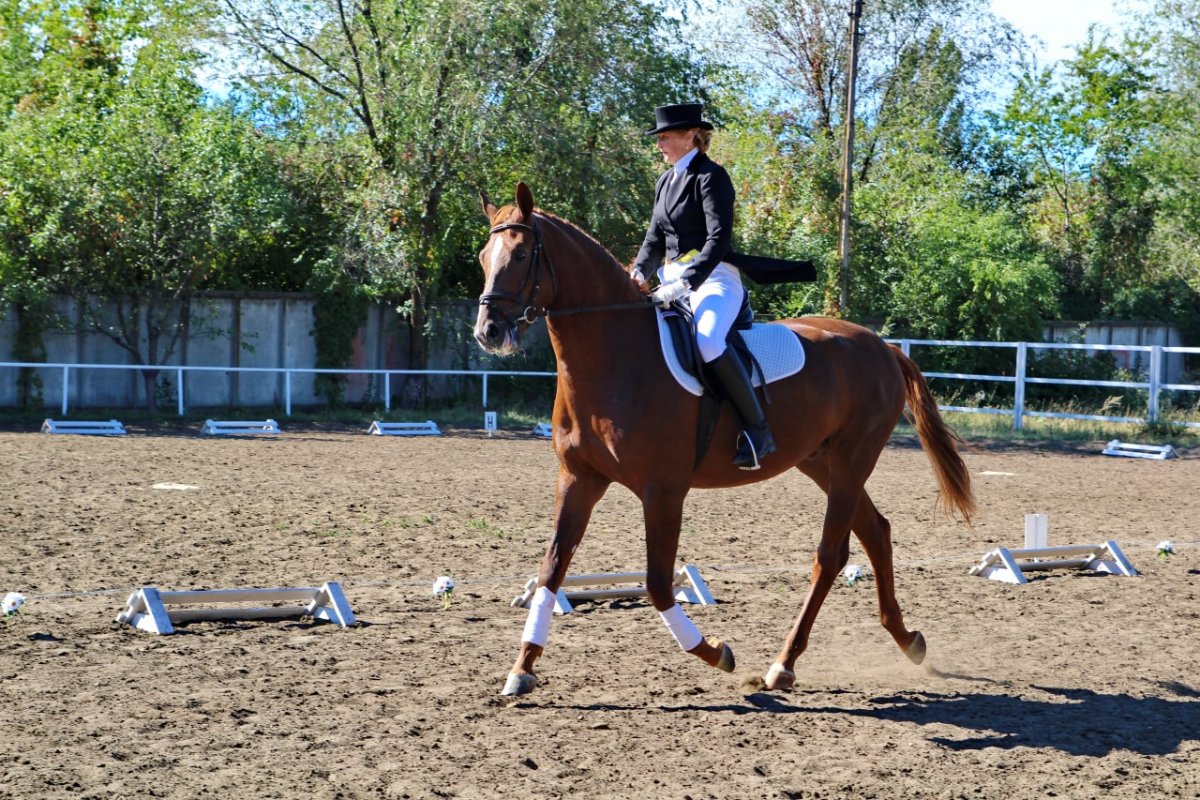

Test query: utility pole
[837,0,863,317]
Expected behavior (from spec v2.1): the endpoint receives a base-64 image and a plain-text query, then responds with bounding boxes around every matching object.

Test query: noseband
[478,220,558,326]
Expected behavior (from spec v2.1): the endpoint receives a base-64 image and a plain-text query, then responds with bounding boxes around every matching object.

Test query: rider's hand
[630,268,649,293]
[650,278,690,308]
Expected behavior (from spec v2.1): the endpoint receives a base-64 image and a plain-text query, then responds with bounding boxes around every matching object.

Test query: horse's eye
[513,249,527,260]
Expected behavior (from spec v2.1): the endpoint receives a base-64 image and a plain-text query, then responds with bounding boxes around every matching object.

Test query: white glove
[630,268,647,285]
[651,278,690,308]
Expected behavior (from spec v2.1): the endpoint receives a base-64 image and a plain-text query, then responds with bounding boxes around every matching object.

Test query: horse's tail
[891,345,976,524]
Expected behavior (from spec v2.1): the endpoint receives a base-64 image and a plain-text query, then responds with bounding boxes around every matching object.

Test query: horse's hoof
[905,631,927,665]
[763,662,795,691]
[714,640,736,673]
[500,672,537,696]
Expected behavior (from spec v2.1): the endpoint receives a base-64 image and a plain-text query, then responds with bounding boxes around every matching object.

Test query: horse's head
[475,181,552,355]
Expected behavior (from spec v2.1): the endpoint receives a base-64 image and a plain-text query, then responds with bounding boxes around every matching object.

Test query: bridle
[478,219,557,326]
[478,215,652,326]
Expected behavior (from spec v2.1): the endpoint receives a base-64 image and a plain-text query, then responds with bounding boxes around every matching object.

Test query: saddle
[660,295,769,467]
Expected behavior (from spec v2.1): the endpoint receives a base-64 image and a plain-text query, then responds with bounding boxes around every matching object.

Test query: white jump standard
[116,581,356,634]
[969,513,1138,584]
[41,419,126,436]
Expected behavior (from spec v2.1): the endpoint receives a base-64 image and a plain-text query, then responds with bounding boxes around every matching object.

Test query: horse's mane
[495,204,633,279]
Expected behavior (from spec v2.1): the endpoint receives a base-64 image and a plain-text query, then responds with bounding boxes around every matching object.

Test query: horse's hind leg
[763,481,858,691]
[501,465,609,696]
[852,492,926,664]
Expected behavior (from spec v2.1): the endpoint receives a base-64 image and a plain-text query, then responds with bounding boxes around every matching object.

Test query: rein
[479,217,652,325]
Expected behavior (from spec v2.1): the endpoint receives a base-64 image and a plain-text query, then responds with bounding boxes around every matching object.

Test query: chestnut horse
[475,182,974,696]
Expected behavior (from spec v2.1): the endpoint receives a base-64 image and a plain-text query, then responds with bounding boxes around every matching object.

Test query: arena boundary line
[1103,440,1179,460]
[41,419,126,436]
[200,419,281,436]
[969,514,1139,584]
[367,420,441,436]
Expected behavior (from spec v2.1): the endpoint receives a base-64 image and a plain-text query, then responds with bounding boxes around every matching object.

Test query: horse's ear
[515,181,534,219]
[480,190,498,221]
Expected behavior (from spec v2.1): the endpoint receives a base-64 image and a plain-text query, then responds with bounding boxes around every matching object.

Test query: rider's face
[656,129,696,164]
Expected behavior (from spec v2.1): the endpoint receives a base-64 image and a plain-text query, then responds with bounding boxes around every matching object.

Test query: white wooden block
[1024,513,1048,549]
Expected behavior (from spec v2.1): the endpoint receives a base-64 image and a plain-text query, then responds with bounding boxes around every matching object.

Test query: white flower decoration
[1156,541,1175,558]
[2,592,26,617]
[843,564,865,586]
[432,576,455,608]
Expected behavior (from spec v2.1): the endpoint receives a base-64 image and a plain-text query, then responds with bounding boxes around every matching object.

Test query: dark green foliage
[310,272,371,406]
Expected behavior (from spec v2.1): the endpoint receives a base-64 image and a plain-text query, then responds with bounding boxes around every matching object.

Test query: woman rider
[631,102,775,470]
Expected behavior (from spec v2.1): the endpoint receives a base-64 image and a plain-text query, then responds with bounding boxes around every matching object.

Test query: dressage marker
[484,412,498,436]
[531,422,552,438]
[512,565,716,615]
[201,419,281,436]
[969,513,1138,584]
[41,419,126,436]
[115,581,356,635]
[1102,440,1178,460]
[367,420,441,436]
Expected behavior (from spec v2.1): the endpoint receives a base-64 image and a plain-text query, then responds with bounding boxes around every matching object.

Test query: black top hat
[645,102,714,135]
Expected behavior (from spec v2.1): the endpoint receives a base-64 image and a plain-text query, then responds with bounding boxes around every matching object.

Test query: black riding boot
[709,349,776,470]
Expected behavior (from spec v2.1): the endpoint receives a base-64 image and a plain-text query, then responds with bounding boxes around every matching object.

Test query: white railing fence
[3,339,1199,430]
[0,363,556,418]
[892,339,1200,430]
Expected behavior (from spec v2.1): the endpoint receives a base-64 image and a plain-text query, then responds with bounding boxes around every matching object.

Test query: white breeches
[658,261,745,363]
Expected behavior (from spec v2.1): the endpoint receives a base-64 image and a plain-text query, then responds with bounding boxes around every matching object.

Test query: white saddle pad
[656,309,806,397]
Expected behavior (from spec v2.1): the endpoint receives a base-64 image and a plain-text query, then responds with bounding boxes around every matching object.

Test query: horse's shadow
[557,680,1200,758]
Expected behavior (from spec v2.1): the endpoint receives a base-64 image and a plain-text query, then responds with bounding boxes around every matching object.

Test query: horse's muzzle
[474,311,519,355]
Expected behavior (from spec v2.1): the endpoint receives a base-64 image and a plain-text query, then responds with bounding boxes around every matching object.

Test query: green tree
[722,0,1019,316]
[0,22,299,409]
[222,0,705,401]
[1136,0,1200,331]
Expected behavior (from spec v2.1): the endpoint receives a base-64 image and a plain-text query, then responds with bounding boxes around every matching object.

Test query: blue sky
[990,0,1135,61]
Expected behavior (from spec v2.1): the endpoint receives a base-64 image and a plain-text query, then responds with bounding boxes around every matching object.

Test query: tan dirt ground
[0,427,1197,800]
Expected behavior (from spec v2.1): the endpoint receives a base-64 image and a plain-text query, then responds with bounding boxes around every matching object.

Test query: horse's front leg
[642,486,735,674]
[501,466,609,696]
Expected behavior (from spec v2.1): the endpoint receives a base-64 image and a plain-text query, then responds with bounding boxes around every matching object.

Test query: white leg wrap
[659,603,703,651]
[521,586,556,647]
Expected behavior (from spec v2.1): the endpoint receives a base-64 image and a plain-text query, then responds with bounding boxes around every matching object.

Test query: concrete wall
[1043,321,1186,383]
[0,293,550,410]
[7,292,1179,411]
